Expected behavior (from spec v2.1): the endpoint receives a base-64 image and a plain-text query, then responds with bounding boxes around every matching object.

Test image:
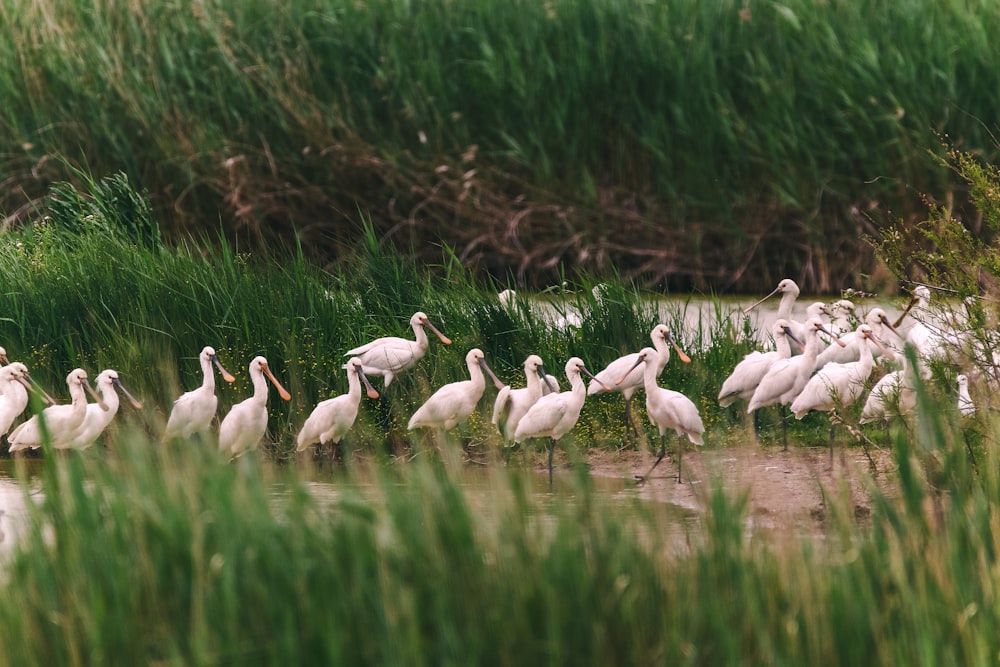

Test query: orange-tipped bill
[262,363,292,401]
[824,325,848,348]
[617,355,647,385]
[25,375,57,405]
[580,363,611,392]
[354,363,380,400]
[84,379,108,412]
[423,317,452,345]
[879,313,903,340]
[213,355,236,383]
[113,377,144,409]
[665,331,692,363]
[866,331,895,362]
[785,328,805,352]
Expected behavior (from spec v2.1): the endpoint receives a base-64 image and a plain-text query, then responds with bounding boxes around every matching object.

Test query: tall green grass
[1,380,999,664]
[2,0,999,289]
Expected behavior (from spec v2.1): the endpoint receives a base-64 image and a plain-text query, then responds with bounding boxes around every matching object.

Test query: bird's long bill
[822,324,848,347]
[0,351,8,365]
[25,375,57,405]
[742,286,780,315]
[665,332,692,363]
[616,356,645,386]
[262,364,292,401]
[84,380,108,411]
[867,333,895,361]
[879,314,903,339]
[213,355,237,383]
[785,329,806,351]
[355,363,380,399]
[892,295,919,329]
[423,318,453,345]
[536,364,558,393]
[581,364,611,391]
[113,378,144,409]
[479,358,506,390]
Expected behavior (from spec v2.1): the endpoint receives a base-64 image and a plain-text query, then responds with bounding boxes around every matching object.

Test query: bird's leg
[781,404,788,451]
[548,438,556,488]
[635,436,667,484]
[753,408,760,433]
[677,438,683,484]
[623,395,635,440]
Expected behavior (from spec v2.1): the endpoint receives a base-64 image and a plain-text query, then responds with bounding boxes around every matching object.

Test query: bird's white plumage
[957,374,975,417]
[717,319,801,407]
[345,311,451,387]
[66,369,142,450]
[790,325,885,419]
[632,347,704,445]
[0,363,33,436]
[163,346,235,441]
[219,356,291,458]
[296,357,378,451]
[492,354,556,441]
[746,317,841,414]
[514,357,600,447]
[815,308,899,368]
[408,348,503,430]
[9,368,104,452]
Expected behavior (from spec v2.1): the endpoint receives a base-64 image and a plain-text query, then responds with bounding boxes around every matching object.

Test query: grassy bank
[2,0,1000,290]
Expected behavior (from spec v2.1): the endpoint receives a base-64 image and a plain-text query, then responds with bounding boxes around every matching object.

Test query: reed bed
[2,0,1000,289]
[0,382,998,664]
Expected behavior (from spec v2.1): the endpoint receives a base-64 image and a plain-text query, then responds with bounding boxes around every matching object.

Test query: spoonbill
[619,347,704,484]
[8,368,106,452]
[827,299,858,337]
[492,354,558,442]
[65,369,143,450]
[790,325,890,459]
[587,324,691,434]
[408,348,505,431]
[957,374,975,417]
[743,278,802,333]
[514,357,607,484]
[893,285,958,361]
[163,346,236,441]
[219,356,291,459]
[717,319,803,422]
[0,363,40,437]
[746,318,845,449]
[860,352,927,425]
[296,357,379,454]
[815,308,900,368]
[345,311,452,388]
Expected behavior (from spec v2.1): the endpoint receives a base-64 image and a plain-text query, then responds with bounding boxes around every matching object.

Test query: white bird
[498,289,518,310]
[746,318,845,449]
[791,325,889,420]
[492,354,558,442]
[0,509,5,543]
[860,352,928,425]
[620,347,704,484]
[219,356,291,458]
[163,346,236,441]
[743,278,803,335]
[8,368,106,452]
[717,319,803,413]
[296,357,379,454]
[957,374,975,417]
[894,285,961,362]
[65,369,143,450]
[587,324,691,434]
[827,299,857,337]
[408,348,504,431]
[514,357,607,483]
[0,363,37,436]
[814,308,901,368]
[345,311,452,387]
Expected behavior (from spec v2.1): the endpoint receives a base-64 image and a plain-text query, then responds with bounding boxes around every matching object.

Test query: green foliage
[2,0,1000,289]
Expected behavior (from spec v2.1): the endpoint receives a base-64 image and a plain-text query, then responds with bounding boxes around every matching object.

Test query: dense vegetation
[3,0,1000,291]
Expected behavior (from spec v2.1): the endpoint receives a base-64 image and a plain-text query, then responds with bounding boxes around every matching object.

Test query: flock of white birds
[0,279,981,483]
